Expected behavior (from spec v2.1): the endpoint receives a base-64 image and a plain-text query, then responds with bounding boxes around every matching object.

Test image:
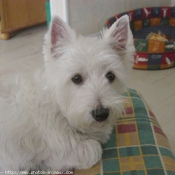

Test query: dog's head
[43,15,135,130]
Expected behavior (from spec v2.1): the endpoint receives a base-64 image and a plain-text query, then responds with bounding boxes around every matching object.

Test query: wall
[51,0,171,35]
[68,0,171,35]
[172,0,175,5]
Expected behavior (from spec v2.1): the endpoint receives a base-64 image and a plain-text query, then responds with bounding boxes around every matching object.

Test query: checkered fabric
[105,7,175,70]
[74,89,175,175]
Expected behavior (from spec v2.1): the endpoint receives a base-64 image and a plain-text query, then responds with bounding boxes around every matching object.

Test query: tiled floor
[0,23,175,155]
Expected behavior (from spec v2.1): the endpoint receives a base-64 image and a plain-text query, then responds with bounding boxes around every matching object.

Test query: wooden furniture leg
[0,30,10,40]
[0,20,10,40]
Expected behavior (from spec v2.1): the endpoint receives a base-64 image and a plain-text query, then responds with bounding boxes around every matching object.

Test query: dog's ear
[50,16,75,46]
[103,15,133,52]
[45,16,76,57]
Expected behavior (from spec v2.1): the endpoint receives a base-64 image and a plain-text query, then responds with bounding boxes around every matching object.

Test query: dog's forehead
[71,36,116,62]
[77,36,107,53]
[66,37,120,75]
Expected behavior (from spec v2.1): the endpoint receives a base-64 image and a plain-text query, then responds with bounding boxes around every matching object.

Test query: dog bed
[106,7,175,70]
[74,89,175,175]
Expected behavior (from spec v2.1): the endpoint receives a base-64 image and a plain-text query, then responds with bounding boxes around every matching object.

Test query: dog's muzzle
[91,107,109,122]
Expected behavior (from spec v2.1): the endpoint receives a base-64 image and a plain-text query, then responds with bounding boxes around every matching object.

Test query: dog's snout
[91,107,109,122]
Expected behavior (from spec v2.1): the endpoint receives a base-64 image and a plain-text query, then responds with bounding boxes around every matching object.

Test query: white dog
[0,15,135,173]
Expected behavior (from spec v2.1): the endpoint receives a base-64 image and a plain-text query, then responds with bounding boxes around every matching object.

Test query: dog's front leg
[71,138,102,170]
[45,138,102,171]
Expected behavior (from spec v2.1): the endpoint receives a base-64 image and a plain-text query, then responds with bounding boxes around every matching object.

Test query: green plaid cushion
[74,89,175,175]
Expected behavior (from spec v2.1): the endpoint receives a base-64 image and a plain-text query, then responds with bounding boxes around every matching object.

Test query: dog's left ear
[103,15,133,52]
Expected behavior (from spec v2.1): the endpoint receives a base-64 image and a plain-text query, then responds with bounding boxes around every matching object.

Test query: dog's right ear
[44,16,76,58]
[50,16,75,47]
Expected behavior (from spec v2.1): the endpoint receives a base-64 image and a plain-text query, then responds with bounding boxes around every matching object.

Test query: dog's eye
[106,72,115,83]
[72,74,83,84]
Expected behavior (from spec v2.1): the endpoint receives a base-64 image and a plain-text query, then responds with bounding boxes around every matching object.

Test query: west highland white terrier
[0,15,135,173]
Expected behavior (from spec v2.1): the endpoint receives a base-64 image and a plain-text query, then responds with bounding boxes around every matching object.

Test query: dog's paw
[75,139,102,170]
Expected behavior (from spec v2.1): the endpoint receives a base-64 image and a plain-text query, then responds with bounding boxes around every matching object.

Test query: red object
[154,125,167,138]
[124,107,134,115]
[117,124,136,133]
[142,7,151,19]
[127,10,135,22]
[160,7,171,18]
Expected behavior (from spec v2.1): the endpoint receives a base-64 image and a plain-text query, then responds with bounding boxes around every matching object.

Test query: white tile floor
[0,24,175,155]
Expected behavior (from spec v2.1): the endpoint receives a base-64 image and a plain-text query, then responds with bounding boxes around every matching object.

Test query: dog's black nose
[91,107,109,122]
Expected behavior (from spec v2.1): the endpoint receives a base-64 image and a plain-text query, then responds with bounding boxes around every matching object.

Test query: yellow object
[147,31,168,41]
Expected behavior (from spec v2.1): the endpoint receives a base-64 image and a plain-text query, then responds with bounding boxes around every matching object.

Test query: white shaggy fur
[0,15,135,172]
